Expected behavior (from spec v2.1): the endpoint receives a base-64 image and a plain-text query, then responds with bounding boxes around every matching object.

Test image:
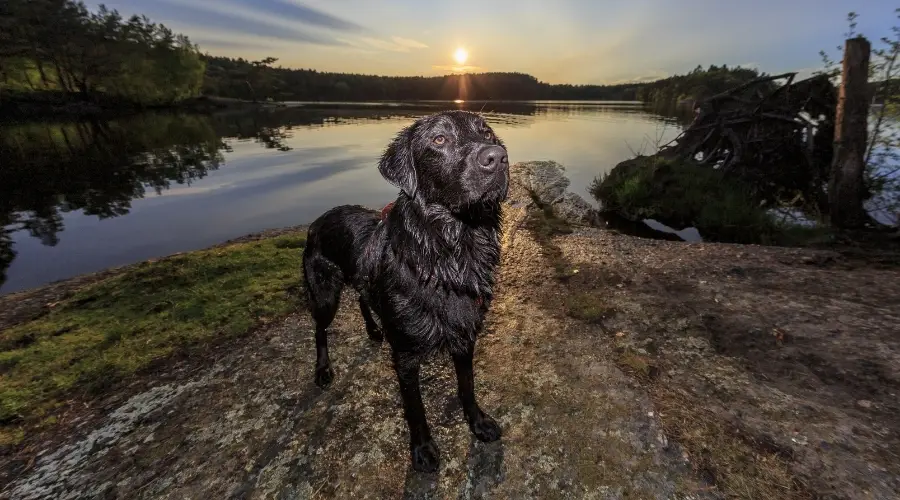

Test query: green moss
[616,350,652,379]
[0,232,306,438]
[565,293,616,323]
[591,156,780,244]
[0,427,24,447]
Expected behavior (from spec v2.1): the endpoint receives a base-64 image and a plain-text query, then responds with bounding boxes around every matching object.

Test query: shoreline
[3,199,896,315]
[0,94,656,121]
[0,95,296,121]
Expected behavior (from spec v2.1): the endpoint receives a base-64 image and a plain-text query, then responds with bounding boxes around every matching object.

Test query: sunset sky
[89,0,898,84]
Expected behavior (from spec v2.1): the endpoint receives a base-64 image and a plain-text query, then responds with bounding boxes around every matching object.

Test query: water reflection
[1,115,225,286]
[0,101,679,293]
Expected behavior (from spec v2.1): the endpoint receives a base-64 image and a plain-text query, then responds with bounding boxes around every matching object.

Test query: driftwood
[659,73,838,212]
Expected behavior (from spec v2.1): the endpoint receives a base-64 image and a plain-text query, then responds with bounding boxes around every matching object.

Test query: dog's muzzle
[476,146,508,173]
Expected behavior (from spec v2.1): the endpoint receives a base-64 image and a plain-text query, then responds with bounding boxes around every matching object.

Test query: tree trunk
[829,37,871,228]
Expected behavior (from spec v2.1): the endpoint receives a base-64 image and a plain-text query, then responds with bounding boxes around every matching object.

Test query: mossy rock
[590,155,777,244]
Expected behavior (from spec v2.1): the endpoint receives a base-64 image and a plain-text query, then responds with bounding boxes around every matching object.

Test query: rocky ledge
[1,162,898,500]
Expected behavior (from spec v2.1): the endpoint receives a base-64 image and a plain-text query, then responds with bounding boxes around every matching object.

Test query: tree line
[201,57,770,105]
[636,64,768,115]
[0,0,205,106]
[201,55,644,102]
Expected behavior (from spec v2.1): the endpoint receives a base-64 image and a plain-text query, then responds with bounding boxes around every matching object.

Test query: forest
[0,0,205,107]
[636,64,767,113]
[200,56,644,101]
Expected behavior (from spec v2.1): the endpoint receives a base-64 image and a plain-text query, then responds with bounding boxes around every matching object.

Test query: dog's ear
[378,127,418,198]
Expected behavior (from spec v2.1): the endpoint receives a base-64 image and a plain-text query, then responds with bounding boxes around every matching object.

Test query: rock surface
[514,161,599,225]
[1,176,705,500]
[2,166,899,499]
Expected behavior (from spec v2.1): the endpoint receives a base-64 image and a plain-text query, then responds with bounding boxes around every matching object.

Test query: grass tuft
[0,232,306,444]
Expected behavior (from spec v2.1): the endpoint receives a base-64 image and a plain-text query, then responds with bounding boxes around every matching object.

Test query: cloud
[348,36,429,53]
[168,23,347,55]
[357,37,406,52]
[274,0,365,32]
[159,4,340,45]
[391,36,428,49]
[152,0,428,58]
[159,0,357,45]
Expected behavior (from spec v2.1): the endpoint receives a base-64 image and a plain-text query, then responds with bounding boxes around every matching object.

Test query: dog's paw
[411,440,440,473]
[314,365,334,388]
[471,413,502,442]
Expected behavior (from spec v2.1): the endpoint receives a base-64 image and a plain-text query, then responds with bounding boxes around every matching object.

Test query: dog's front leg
[393,350,440,472]
[452,345,502,443]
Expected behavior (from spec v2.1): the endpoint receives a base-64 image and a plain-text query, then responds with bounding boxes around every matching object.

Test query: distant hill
[199,57,781,109]
[200,55,647,102]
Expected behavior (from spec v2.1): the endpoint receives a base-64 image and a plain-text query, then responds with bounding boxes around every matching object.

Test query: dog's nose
[477,146,508,171]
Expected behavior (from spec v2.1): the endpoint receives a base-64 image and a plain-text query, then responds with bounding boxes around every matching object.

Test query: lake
[0,101,683,295]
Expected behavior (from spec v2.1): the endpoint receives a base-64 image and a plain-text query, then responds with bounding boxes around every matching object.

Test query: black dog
[301,110,509,472]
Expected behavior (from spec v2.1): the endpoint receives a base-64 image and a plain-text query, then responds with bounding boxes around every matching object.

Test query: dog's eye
[483,131,493,141]
[433,135,446,145]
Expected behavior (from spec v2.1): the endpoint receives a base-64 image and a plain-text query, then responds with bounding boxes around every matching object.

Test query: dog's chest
[439,228,499,292]
[371,229,499,353]
[393,282,487,354]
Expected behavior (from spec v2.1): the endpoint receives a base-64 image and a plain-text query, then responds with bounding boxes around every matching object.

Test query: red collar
[380,200,484,309]
[380,201,395,220]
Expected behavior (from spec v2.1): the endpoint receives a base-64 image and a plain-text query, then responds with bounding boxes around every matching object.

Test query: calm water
[0,101,682,294]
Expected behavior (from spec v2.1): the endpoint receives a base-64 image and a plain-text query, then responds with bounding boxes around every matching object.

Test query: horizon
[88,0,898,85]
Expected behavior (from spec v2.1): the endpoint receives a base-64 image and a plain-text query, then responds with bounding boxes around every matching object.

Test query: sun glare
[453,47,468,65]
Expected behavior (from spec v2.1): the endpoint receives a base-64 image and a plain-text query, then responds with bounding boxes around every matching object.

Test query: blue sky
[90,0,899,84]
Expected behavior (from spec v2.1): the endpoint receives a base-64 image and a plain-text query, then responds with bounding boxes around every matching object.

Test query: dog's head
[378,110,509,213]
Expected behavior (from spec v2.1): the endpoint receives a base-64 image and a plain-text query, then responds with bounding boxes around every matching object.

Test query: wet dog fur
[301,110,510,473]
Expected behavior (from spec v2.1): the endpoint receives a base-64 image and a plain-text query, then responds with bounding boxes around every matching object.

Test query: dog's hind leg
[357,296,383,343]
[392,350,440,473]
[453,346,502,443]
[304,255,343,388]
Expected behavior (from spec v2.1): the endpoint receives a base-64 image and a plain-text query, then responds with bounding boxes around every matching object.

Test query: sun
[453,47,468,65]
